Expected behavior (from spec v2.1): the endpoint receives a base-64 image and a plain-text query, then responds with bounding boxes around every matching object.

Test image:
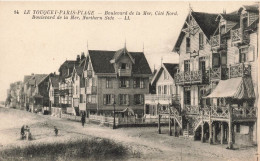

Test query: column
[201,122,204,143]
[174,118,176,137]
[220,122,224,144]
[158,115,161,134]
[213,123,216,144]
[187,121,190,137]
[169,117,172,136]
[228,105,233,149]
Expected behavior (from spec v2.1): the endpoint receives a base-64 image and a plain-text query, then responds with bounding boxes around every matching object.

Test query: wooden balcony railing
[184,105,200,115]
[231,28,250,44]
[118,69,131,77]
[175,70,209,85]
[210,63,251,81]
[144,94,180,105]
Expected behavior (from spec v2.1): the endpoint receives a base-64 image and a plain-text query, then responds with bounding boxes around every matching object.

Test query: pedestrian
[54,126,58,136]
[20,125,25,139]
[81,113,86,127]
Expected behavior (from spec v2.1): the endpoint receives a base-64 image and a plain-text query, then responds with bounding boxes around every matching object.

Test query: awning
[207,77,255,99]
[115,107,135,115]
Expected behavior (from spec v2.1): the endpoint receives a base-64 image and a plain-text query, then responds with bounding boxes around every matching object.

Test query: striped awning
[207,77,255,99]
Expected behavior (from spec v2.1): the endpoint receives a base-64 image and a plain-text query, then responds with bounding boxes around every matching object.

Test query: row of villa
[6,4,259,149]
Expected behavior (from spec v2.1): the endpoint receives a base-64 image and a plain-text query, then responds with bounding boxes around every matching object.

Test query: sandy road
[0,107,257,161]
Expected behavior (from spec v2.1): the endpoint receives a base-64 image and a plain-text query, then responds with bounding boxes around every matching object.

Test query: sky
[0,1,257,101]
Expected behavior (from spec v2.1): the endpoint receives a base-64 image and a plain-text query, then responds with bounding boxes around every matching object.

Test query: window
[220,25,225,35]
[133,78,144,88]
[80,94,83,103]
[239,47,248,63]
[236,124,240,133]
[184,60,190,72]
[119,77,129,88]
[184,87,191,105]
[106,78,113,88]
[212,53,220,67]
[85,79,90,87]
[119,94,129,105]
[170,85,173,94]
[199,57,206,71]
[76,85,78,94]
[158,86,161,94]
[120,63,129,69]
[164,70,169,80]
[164,85,167,94]
[186,37,190,53]
[134,94,144,105]
[221,52,227,66]
[199,32,204,50]
[103,94,114,105]
[243,17,248,28]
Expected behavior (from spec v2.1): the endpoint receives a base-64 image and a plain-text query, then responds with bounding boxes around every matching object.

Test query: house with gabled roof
[144,63,180,118]
[81,47,152,117]
[158,4,258,149]
[48,74,60,108]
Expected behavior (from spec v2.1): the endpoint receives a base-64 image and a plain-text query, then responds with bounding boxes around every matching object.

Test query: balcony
[175,70,209,85]
[210,63,251,81]
[231,28,250,45]
[210,34,227,50]
[84,70,92,78]
[118,69,131,77]
[86,86,97,94]
[144,94,180,105]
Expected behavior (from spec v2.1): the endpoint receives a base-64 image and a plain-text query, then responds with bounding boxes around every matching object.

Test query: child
[54,126,58,136]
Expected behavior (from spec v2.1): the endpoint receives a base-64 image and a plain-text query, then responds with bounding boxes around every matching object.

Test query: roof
[23,75,33,83]
[76,66,84,76]
[88,50,152,75]
[59,60,79,78]
[242,4,259,13]
[28,74,48,86]
[151,63,178,86]
[163,63,179,79]
[50,76,60,88]
[220,14,240,22]
[207,77,255,99]
[173,11,219,52]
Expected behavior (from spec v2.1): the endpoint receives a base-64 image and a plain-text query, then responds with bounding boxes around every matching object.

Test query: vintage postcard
[0,1,259,161]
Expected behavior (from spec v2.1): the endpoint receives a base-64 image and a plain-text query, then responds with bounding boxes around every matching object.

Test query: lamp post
[113,101,116,129]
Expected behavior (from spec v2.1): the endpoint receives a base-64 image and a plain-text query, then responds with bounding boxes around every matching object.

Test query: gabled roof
[239,4,259,13]
[151,63,178,86]
[219,14,240,22]
[23,75,33,84]
[173,11,219,52]
[28,74,48,86]
[50,75,60,88]
[113,48,135,63]
[59,60,79,78]
[88,49,152,75]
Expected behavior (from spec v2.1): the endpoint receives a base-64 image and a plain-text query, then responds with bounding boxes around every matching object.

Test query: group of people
[20,125,32,140]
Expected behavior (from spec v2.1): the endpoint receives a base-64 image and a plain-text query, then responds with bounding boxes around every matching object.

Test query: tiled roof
[191,12,219,39]
[163,63,179,79]
[173,11,219,52]
[221,14,240,22]
[23,75,33,84]
[243,4,259,13]
[88,50,152,75]
[28,74,48,86]
[59,60,80,78]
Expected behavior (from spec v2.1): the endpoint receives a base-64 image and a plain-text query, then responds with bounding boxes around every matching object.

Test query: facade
[79,47,152,117]
[48,75,60,108]
[144,63,180,117]
[157,4,259,148]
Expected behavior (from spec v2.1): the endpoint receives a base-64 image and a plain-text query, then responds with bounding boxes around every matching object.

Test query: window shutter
[126,79,130,88]
[103,94,106,105]
[118,94,121,105]
[141,95,144,104]
[126,95,130,105]
[119,80,121,88]
[126,63,129,69]
[133,79,136,88]
[141,78,144,88]
[234,48,240,64]
[111,94,115,104]
[248,46,255,62]
[134,94,136,105]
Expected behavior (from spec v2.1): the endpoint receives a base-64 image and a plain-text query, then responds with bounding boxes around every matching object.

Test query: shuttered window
[212,53,220,67]
[134,94,144,105]
[119,94,129,105]
[119,77,129,88]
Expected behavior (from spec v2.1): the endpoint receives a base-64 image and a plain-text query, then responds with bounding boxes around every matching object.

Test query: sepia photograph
[0,1,259,161]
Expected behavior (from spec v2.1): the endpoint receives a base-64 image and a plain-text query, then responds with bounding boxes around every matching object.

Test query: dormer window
[120,63,129,69]
[242,16,248,28]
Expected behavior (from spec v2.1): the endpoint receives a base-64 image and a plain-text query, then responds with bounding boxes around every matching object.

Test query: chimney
[81,52,85,60]
[76,55,80,62]
[31,73,34,76]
